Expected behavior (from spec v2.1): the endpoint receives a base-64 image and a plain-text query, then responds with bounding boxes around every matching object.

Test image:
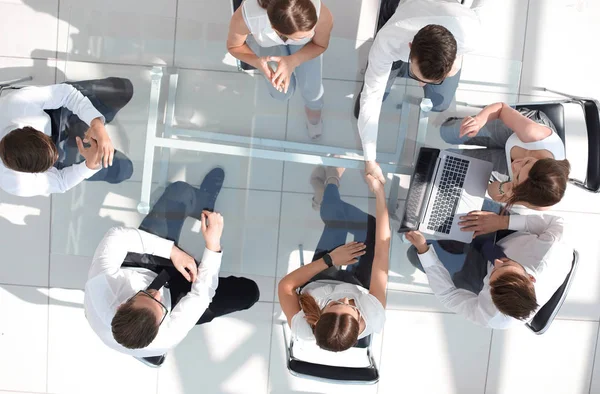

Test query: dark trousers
[124,181,260,324]
[46,77,134,184]
[308,184,376,289]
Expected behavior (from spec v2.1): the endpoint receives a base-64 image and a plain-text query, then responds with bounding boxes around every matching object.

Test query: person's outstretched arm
[365,174,391,307]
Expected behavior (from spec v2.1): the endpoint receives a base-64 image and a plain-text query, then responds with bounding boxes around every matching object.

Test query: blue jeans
[308,184,376,289]
[246,36,324,111]
[47,77,134,184]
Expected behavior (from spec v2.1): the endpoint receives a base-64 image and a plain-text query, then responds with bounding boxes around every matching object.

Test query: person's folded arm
[475,102,552,143]
[419,247,493,327]
[15,84,104,126]
[1,163,100,197]
[508,214,564,243]
[89,227,174,279]
[154,248,222,349]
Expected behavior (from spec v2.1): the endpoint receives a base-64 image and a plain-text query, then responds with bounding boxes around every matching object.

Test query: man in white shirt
[0,77,134,197]
[354,0,481,183]
[84,169,260,366]
[404,211,573,329]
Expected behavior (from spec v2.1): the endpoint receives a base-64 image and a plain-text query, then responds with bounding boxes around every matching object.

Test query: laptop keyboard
[427,156,470,234]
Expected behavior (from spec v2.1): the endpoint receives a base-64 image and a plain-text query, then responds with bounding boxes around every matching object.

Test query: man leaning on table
[355,0,482,183]
[405,211,573,329]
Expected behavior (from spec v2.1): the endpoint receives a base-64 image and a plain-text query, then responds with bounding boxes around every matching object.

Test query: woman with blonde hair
[278,167,390,352]
[227,0,333,139]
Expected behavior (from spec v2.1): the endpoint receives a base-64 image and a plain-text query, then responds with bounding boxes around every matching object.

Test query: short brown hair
[410,24,457,81]
[506,158,571,209]
[258,0,318,36]
[111,299,160,349]
[299,294,360,352]
[0,127,58,173]
[490,271,538,320]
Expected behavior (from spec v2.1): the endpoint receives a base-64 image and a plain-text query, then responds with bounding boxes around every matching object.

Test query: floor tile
[177,188,281,279]
[268,306,379,394]
[174,0,236,72]
[49,254,90,290]
[0,190,50,287]
[0,1,58,59]
[589,325,600,394]
[57,0,176,66]
[327,0,379,41]
[459,54,523,94]
[385,289,448,313]
[0,57,57,86]
[322,38,372,82]
[387,230,433,294]
[486,320,597,394]
[285,79,406,156]
[469,0,529,61]
[0,285,48,393]
[46,288,159,394]
[157,302,273,394]
[379,310,491,394]
[520,0,600,98]
[380,309,491,394]
[50,181,146,257]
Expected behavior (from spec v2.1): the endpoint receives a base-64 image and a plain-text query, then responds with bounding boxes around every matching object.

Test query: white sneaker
[306,119,323,140]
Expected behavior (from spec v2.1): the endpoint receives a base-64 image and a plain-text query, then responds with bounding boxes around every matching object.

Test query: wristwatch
[322,253,334,268]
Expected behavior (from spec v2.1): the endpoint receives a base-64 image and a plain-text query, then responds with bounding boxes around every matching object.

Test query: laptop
[398,147,493,243]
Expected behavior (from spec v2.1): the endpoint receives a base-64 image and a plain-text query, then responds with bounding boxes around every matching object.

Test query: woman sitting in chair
[440,102,571,210]
[227,0,333,139]
[278,167,390,352]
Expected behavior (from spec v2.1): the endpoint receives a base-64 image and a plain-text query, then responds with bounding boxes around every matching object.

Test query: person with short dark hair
[84,169,259,361]
[227,0,333,139]
[278,167,390,352]
[404,212,573,329]
[355,0,481,185]
[0,78,134,196]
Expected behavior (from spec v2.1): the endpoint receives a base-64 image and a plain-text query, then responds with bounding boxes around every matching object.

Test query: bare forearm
[289,42,326,67]
[228,44,261,68]
[475,102,505,124]
[374,189,390,247]
[279,258,328,291]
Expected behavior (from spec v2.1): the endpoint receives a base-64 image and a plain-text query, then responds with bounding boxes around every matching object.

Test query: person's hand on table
[458,210,509,237]
[459,115,485,138]
[170,246,198,282]
[201,210,224,252]
[365,161,385,185]
[329,241,367,266]
[85,118,114,168]
[405,231,429,254]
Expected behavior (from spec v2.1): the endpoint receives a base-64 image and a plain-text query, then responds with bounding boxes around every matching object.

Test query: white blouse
[505,131,566,179]
[291,281,386,342]
[242,0,321,47]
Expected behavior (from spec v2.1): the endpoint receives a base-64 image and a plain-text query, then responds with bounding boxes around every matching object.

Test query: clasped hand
[258,55,296,94]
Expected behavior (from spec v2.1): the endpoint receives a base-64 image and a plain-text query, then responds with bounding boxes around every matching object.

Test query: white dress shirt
[84,227,222,357]
[291,281,386,341]
[358,0,481,161]
[418,214,573,329]
[0,84,105,197]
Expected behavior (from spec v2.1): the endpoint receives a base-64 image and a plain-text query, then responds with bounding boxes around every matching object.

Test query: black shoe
[135,354,166,368]
[199,167,225,212]
[353,91,361,119]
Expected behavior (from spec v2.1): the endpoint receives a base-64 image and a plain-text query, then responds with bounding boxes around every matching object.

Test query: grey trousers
[246,36,324,110]
[385,60,462,113]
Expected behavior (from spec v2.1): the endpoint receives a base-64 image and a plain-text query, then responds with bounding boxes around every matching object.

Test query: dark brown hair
[490,270,538,321]
[410,24,457,81]
[258,0,318,36]
[506,158,571,209]
[299,294,360,352]
[0,127,58,173]
[111,299,160,349]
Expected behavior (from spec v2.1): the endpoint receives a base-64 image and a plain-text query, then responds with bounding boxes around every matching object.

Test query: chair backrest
[526,250,578,334]
[581,100,600,191]
[515,103,566,143]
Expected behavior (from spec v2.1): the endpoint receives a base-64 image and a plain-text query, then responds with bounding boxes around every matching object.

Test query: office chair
[231,0,256,71]
[526,250,579,335]
[0,76,33,95]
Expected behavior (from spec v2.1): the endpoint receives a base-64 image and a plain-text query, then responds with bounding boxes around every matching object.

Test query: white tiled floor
[1,0,600,393]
